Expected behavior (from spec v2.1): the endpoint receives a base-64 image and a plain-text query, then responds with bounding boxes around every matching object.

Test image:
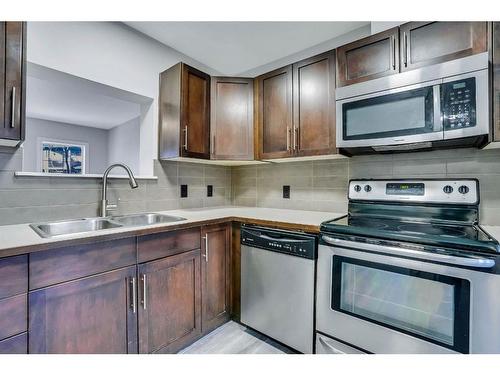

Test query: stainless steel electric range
[316,179,500,354]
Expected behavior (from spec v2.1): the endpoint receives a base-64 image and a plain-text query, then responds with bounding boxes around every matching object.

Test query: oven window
[342,86,435,140]
[331,256,470,353]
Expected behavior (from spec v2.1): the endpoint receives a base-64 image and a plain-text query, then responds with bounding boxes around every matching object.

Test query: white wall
[370,22,405,35]
[23,117,109,174]
[240,24,371,77]
[107,117,140,174]
[27,22,218,176]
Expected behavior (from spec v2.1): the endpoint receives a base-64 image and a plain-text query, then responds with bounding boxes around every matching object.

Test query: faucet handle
[106,203,118,211]
[106,198,120,212]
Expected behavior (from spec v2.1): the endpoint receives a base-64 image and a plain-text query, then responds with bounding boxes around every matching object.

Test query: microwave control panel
[442,77,476,131]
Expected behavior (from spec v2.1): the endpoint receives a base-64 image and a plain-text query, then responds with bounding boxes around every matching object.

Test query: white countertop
[0,206,345,255]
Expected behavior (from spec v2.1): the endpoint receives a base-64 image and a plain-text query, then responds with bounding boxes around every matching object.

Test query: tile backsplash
[232,159,349,214]
[232,147,500,226]
[2,145,500,226]
[0,147,231,226]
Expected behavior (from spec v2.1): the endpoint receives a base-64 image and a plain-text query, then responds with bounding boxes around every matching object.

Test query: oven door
[336,80,443,148]
[316,238,500,354]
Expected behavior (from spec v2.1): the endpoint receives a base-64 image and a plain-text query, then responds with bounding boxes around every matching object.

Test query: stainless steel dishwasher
[240,225,317,354]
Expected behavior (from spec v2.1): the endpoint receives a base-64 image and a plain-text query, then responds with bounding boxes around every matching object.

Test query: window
[41,141,85,175]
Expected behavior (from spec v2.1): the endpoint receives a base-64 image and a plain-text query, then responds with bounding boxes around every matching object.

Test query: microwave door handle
[322,236,496,269]
[433,85,442,133]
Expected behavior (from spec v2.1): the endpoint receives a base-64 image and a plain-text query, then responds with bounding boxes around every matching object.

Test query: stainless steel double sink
[30,213,187,238]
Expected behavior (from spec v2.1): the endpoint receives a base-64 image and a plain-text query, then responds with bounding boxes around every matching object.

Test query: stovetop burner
[396,223,468,238]
[321,215,499,254]
[320,179,500,254]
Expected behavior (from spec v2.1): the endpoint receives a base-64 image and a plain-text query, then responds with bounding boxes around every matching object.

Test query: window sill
[14,171,158,180]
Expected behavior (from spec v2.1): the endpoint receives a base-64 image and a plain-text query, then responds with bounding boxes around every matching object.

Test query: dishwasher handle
[322,235,496,269]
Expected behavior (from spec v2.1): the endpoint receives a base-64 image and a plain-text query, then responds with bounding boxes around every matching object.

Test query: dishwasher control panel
[240,225,317,259]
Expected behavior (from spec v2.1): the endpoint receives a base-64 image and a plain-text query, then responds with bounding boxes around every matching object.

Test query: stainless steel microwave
[336,53,489,154]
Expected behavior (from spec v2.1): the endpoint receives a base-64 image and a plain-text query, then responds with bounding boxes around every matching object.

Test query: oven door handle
[322,235,496,269]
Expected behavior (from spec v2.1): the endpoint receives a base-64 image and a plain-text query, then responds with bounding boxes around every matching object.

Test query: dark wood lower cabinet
[29,266,138,354]
[0,225,235,354]
[201,224,231,333]
[138,249,201,354]
[0,294,27,341]
[0,333,27,354]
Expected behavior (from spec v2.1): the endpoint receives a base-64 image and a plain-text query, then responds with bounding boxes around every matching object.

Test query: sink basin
[30,213,187,238]
[30,218,123,238]
[110,213,187,226]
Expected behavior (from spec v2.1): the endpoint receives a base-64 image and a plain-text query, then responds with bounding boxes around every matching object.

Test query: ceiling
[26,63,152,130]
[125,22,369,76]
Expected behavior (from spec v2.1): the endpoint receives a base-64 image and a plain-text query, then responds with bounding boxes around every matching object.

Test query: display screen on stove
[386,183,425,196]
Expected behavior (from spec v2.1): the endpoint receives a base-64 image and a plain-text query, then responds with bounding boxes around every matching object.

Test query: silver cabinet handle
[286,126,291,151]
[129,277,137,314]
[322,235,496,269]
[403,32,408,67]
[202,234,209,263]
[293,127,298,151]
[183,125,188,150]
[212,134,216,157]
[10,86,16,128]
[140,274,147,310]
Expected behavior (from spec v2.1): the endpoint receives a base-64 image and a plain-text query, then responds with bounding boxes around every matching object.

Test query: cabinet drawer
[0,255,28,299]
[138,227,201,263]
[0,294,27,340]
[30,237,137,289]
[0,332,27,354]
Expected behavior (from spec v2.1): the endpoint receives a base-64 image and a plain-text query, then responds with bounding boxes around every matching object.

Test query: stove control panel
[349,179,478,204]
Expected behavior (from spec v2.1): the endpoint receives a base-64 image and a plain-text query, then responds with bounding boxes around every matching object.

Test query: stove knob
[364,185,372,192]
[443,185,454,194]
[354,185,361,192]
[458,185,469,194]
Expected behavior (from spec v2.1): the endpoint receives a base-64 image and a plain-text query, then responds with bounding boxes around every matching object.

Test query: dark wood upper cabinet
[399,22,488,72]
[293,51,337,156]
[257,65,293,159]
[493,22,500,142]
[138,249,201,354]
[29,266,138,354]
[336,27,399,87]
[0,22,26,147]
[211,77,254,160]
[158,62,211,160]
[201,223,231,334]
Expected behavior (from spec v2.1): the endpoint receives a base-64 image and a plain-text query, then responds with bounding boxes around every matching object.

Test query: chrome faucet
[100,163,138,217]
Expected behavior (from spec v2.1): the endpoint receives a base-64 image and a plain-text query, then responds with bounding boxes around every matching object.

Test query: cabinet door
[211,77,254,160]
[257,65,293,159]
[201,223,231,333]
[181,64,211,159]
[293,51,337,156]
[0,333,27,354]
[336,27,399,87]
[494,22,500,142]
[29,266,138,354]
[1,22,25,142]
[138,249,201,354]
[400,22,487,72]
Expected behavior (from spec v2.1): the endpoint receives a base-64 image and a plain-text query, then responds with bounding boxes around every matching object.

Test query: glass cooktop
[321,215,500,254]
